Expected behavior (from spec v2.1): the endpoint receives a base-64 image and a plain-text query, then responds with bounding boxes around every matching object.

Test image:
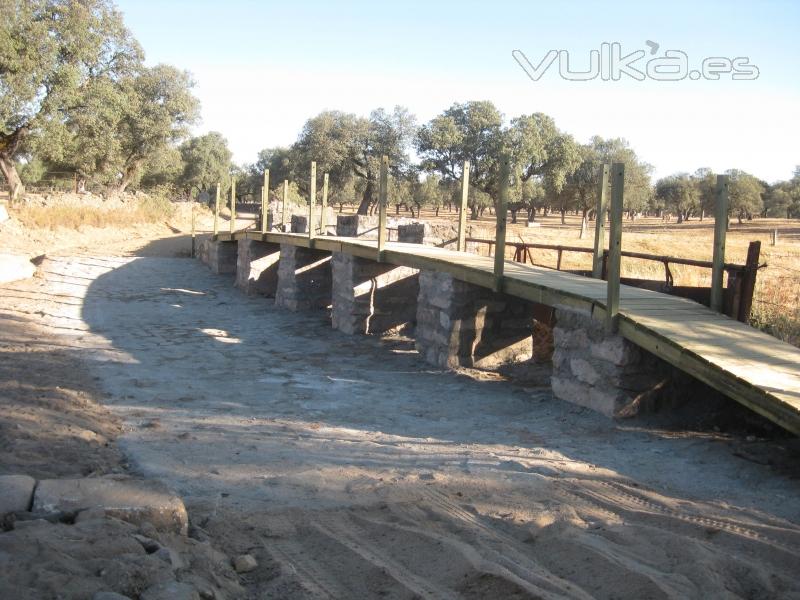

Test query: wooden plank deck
[221,232,800,434]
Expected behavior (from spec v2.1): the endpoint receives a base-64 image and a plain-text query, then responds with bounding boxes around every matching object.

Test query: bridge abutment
[275,245,332,312]
[550,307,665,417]
[235,239,281,296]
[415,271,536,368]
[200,239,237,275]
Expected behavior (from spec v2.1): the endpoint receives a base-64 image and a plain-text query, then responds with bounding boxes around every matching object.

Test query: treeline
[1,1,199,198]
[235,102,800,223]
[4,2,799,224]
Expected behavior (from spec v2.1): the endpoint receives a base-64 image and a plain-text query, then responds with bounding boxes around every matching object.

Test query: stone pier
[331,219,421,336]
[235,239,281,296]
[550,307,666,417]
[199,239,237,275]
[274,245,332,312]
[415,271,536,368]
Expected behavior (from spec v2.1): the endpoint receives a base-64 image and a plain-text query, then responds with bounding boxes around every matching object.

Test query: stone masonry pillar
[235,239,281,296]
[274,245,332,311]
[330,219,420,335]
[550,307,664,417]
[200,240,237,275]
[415,271,536,368]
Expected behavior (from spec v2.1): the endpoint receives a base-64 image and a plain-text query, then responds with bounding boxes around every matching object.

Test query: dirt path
[3,245,800,599]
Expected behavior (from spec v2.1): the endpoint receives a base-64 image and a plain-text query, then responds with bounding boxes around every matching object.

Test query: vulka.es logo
[512,42,759,81]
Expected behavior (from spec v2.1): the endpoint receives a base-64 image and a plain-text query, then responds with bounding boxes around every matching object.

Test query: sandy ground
[0,222,799,599]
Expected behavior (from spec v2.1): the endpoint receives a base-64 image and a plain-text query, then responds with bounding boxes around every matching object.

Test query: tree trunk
[560,208,566,225]
[0,153,23,201]
[470,204,479,220]
[435,207,440,217]
[356,179,374,215]
[510,208,518,224]
[115,160,142,194]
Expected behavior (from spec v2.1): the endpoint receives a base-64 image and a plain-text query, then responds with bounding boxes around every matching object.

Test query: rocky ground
[1,204,800,599]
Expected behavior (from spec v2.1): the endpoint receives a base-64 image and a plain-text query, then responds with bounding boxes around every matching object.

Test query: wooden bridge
[202,161,800,436]
[210,228,800,436]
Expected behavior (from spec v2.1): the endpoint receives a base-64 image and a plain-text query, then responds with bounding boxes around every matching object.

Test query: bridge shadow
[74,236,800,520]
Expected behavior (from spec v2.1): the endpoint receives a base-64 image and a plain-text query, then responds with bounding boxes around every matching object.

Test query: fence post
[493,156,510,292]
[605,162,624,333]
[213,182,220,236]
[261,169,269,234]
[592,164,610,278]
[771,229,778,246]
[321,172,329,235]
[308,162,316,241]
[710,174,729,312]
[191,202,196,258]
[282,179,288,231]
[378,155,389,254]
[457,160,471,251]
[229,177,236,235]
[737,240,761,322]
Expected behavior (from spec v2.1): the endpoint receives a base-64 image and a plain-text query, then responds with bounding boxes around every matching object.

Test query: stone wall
[415,270,535,368]
[235,239,281,296]
[331,253,419,335]
[199,240,237,275]
[274,245,332,311]
[551,307,668,417]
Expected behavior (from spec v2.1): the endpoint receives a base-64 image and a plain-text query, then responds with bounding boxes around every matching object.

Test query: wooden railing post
[710,174,729,312]
[321,172,329,235]
[213,182,220,236]
[592,163,610,278]
[282,179,288,231]
[378,155,389,254]
[261,169,269,234]
[493,156,510,291]
[229,177,236,235]
[457,160,470,251]
[308,162,316,241]
[737,240,761,322]
[606,162,624,333]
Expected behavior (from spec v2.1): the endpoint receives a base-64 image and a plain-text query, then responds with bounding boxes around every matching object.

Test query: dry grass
[15,193,176,231]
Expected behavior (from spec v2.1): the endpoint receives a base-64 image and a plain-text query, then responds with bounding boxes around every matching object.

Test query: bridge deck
[216,231,800,434]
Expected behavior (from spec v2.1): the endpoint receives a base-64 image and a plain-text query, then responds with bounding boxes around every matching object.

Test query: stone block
[569,357,602,386]
[290,215,308,234]
[32,478,188,535]
[551,375,623,417]
[397,223,426,244]
[0,474,36,514]
[336,214,376,238]
[591,337,640,366]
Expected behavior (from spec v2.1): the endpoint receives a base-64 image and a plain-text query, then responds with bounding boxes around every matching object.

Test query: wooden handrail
[464,237,749,273]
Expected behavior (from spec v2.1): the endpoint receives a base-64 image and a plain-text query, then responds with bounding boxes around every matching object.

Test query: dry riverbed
[1,224,800,598]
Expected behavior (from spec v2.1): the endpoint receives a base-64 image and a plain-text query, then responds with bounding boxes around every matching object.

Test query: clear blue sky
[115,0,800,182]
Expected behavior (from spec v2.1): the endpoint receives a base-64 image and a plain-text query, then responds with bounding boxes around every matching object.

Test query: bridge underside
[201,230,800,435]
